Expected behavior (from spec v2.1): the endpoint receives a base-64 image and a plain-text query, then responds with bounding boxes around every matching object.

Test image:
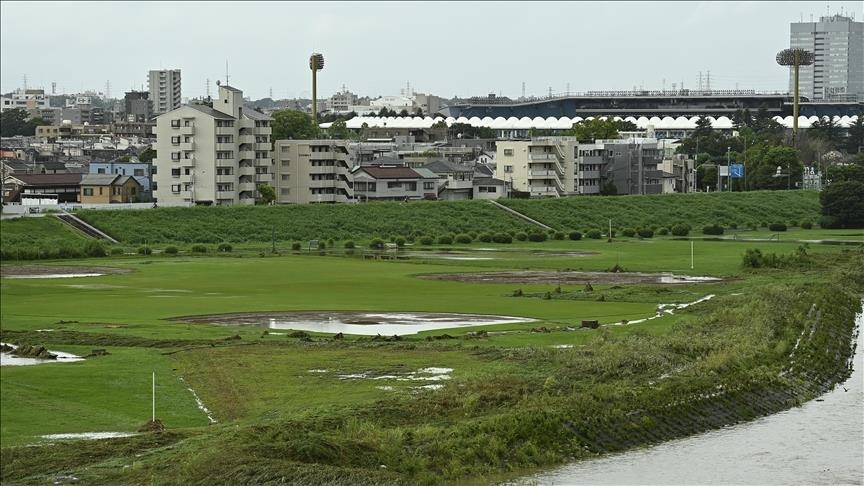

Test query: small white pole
[609,219,612,239]
[152,371,155,422]
[690,241,694,270]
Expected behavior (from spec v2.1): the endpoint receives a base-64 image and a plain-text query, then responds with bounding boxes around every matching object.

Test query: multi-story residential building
[495,137,668,197]
[790,14,864,101]
[148,69,182,115]
[152,85,273,205]
[273,139,354,204]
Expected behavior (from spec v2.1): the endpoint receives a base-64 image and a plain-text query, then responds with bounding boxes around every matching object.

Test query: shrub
[327,238,335,248]
[729,222,738,229]
[492,232,512,244]
[455,234,473,244]
[622,228,636,237]
[437,235,453,245]
[291,242,302,251]
[702,224,725,235]
[768,223,787,232]
[164,246,179,255]
[343,240,355,249]
[637,228,654,238]
[586,229,602,239]
[317,241,326,250]
[419,236,434,246]
[217,243,233,252]
[191,245,208,254]
[83,241,107,257]
[671,224,690,237]
[109,247,125,256]
[820,181,864,228]
[552,231,565,240]
[527,231,547,242]
[568,231,582,241]
[801,221,813,229]
[369,238,385,249]
[657,227,669,236]
[394,237,406,247]
[515,232,527,241]
[137,246,152,255]
[478,233,493,243]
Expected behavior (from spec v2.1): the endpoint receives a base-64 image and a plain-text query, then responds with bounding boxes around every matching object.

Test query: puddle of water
[657,275,722,284]
[252,312,536,336]
[307,369,328,373]
[178,377,216,424]
[329,367,454,386]
[41,432,136,440]
[376,385,395,391]
[553,344,574,349]
[0,343,84,366]
[64,284,127,290]
[611,295,716,327]
[4,273,104,279]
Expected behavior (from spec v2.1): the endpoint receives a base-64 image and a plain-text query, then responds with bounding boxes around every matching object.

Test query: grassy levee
[500,190,820,232]
[1,250,861,485]
[0,217,92,260]
[73,200,539,245]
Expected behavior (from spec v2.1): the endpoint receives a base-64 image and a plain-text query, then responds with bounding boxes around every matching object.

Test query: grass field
[1,203,862,483]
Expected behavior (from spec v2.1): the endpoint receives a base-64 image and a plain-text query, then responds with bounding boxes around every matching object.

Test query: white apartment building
[1,89,49,113]
[495,137,668,197]
[790,14,864,101]
[273,139,355,203]
[148,69,182,115]
[153,85,273,205]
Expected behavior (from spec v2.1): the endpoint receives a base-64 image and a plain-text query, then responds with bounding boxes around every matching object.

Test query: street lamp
[776,48,815,145]
[726,146,731,192]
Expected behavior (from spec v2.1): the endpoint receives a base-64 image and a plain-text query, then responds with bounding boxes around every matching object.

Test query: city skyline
[2,1,863,101]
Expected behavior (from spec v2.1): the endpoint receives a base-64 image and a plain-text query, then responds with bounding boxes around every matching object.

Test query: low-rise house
[2,173,82,203]
[351,166,425,201]
[422,160,475,200]
[80,174,143,203]
[472,177,507,200]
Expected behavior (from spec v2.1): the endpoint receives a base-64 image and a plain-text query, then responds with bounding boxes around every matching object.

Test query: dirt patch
[0,265,133,278]
[419,271,725,285]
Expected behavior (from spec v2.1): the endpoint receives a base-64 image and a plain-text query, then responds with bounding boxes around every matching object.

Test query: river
[526,304,864,485]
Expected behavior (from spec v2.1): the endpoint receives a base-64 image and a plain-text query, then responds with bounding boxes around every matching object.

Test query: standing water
[526,304,864,485]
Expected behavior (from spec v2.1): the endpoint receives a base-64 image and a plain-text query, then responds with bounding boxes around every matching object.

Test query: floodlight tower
[776,48,815,144]
[309,53,325,125]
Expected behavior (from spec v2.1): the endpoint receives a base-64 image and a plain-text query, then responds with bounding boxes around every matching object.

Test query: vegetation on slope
[500,190,820,232]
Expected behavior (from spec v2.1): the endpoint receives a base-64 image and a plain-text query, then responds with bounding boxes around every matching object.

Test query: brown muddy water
[522,304,864,485]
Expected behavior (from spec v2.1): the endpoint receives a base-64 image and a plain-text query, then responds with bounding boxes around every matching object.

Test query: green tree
[328,118,350,139]
[1,108,32,137]
[256,184,276,205]
[825,154,864,183]
[570,118,619,142]
[271,109,318,140]
[820,181,864,228]
[747,145,803,190]
[845,113,863,154]
[138,147,157,163]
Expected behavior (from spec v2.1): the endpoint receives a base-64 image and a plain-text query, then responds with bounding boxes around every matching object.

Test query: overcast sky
[2,1,862,100]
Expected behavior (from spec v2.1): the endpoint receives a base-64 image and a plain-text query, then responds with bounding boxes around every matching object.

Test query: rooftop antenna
[521,81,525,99]
[51,82,56,95]
[269,87,273,99]
[23,74,27,90]
[206,78,210,98]
[706,70,711,91]
[225,60,230,86]
[105,80,111,99]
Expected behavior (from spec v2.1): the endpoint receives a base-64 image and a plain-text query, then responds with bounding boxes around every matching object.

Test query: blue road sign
[731,164,744,179]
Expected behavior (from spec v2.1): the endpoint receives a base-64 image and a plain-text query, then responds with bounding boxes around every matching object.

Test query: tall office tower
[148,69,182,115]
[790,14,864,101]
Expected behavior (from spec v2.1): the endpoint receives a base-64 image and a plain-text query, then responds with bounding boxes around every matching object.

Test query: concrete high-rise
[148,69,182,115]
[790,14,864,102]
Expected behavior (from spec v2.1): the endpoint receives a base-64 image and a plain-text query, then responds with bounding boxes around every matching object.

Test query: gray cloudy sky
[2,1,862,100]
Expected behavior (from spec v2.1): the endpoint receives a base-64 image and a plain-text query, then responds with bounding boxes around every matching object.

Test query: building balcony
[254,158,272,167]
[179,126,194,135]
[238,182,256,192]
[238,166,255,176]
[578,170,601,179]
[578,185,601,195]
[216,175,235,184]
[216,159,236,167]
[238,120,255,129]
[238,135,255,144]
[216,191,235,199]
[214,143,234,151]
[528,153,558,161]
[215,127,234,136]
[529,169,558,178]
[254,173,273,184]
[255,142,271,151]
[180,142,195,151]
[238,150,255,160]
[180,158,195,168]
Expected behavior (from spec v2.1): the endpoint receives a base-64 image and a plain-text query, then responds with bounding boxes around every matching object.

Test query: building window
[184,168,191,175]
[171,168,180,177]
[171,152,180,161]
[387,181,401,189]
[171,136,180,144]
[503,149,514,156]
[83,188,93,196]
[171,184,180,193]
[171,120,180,128]
[134,169,144,176]
[504,165,513,173]
[424,181,435,190]
[97,168,106,174]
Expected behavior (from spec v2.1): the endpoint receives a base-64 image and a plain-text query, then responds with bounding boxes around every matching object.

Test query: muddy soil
[176,311,514,326]
[419,270,724,285]
[0,265,133,277]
